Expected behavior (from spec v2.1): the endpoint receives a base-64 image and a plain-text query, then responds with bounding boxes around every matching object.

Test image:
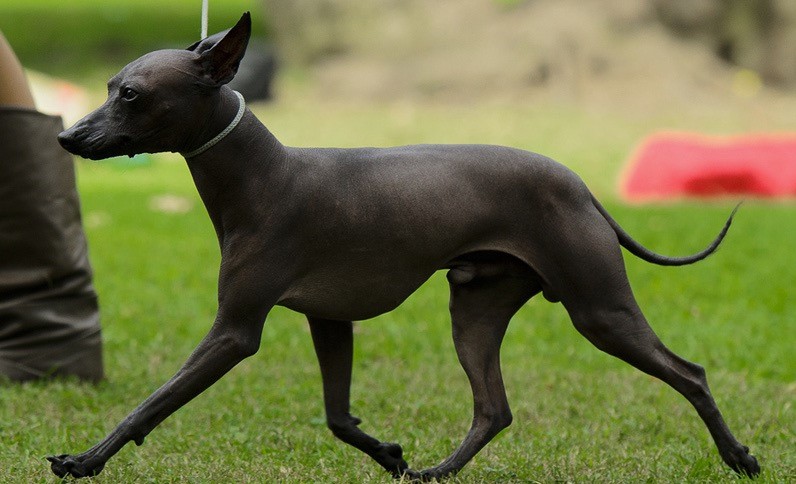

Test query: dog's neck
[182,94,288,244]
[182,90,246,159]
[180,87,244,158]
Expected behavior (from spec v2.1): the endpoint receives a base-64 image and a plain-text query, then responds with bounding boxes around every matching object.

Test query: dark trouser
[0,108,102,382]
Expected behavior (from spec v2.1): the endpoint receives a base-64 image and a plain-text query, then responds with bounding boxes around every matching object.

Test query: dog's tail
[592,195,740,266]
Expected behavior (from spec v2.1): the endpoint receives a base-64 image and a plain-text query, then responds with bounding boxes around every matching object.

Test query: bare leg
[406,254,540,480]
[308,317,408,477]
[553,218,760,477]
[47,313,266,477]
[566,300,760,476]
[0,31,36,109]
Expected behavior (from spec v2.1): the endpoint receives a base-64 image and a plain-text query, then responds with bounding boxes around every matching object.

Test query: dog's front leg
[48,256,278,479]
[47,314,266,478]
[308,318,409,478]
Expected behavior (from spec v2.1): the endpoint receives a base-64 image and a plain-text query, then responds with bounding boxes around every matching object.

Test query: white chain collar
[183,90,246,158]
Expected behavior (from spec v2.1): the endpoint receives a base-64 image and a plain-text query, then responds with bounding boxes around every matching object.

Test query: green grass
[1,102,795,483]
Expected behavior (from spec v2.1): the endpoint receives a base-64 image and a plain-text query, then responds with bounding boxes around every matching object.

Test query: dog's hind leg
[566,299,759,476]
[554,220,760,477]
[405,252,540,481]
[308,317,409,477]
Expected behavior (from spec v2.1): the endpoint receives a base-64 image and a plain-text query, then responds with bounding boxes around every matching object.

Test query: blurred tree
[654,0,796,87]
[265,0,391,65]
[262,0,796,101]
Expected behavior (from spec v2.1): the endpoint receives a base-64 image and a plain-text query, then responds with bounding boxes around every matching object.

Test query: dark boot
[0,108,103,382]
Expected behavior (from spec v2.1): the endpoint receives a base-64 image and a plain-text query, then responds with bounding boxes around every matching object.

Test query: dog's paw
[400,466,452,482]
[400,468,423,482]
[723,445,760,478]
[46,454,105,479]
[374,442,408,478]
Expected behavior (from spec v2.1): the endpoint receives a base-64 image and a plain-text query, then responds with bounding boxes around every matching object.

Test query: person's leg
[0,31,36,109]
[0,31,103,382]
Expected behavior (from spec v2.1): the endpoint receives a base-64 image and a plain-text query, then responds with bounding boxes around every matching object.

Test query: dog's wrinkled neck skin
[180,86,245,158]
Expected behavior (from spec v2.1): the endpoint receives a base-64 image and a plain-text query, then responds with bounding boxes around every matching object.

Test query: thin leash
[201,0,209,39]
[187,0,247,159]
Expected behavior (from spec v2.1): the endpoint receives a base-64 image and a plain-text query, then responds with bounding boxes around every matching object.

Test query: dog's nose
[57,130,77,152]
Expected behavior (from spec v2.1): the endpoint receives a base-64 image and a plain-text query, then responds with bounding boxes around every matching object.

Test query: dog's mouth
[58,129,135,161]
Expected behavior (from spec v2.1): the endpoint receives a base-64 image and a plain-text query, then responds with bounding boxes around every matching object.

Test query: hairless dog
[50,13,759,480]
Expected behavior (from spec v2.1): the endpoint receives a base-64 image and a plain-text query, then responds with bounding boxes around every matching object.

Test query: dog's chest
[277,261,436,321]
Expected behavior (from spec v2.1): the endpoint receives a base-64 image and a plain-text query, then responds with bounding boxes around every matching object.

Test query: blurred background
[264,0,796,107]
[4,0,796,118]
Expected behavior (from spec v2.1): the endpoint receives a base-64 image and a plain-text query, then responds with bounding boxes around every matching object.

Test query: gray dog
[50,13,759,481]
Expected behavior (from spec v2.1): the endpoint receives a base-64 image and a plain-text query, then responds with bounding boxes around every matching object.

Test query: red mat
[620,132,796,202]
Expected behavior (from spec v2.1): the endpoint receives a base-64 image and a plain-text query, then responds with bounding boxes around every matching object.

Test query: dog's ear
[186,29,230,54]
[194,12,251,87]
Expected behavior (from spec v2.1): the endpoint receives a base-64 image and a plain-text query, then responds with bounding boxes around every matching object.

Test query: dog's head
[58,12,251,160]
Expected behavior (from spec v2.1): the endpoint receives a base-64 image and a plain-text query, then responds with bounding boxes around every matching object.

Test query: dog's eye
[120,87,138,101]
